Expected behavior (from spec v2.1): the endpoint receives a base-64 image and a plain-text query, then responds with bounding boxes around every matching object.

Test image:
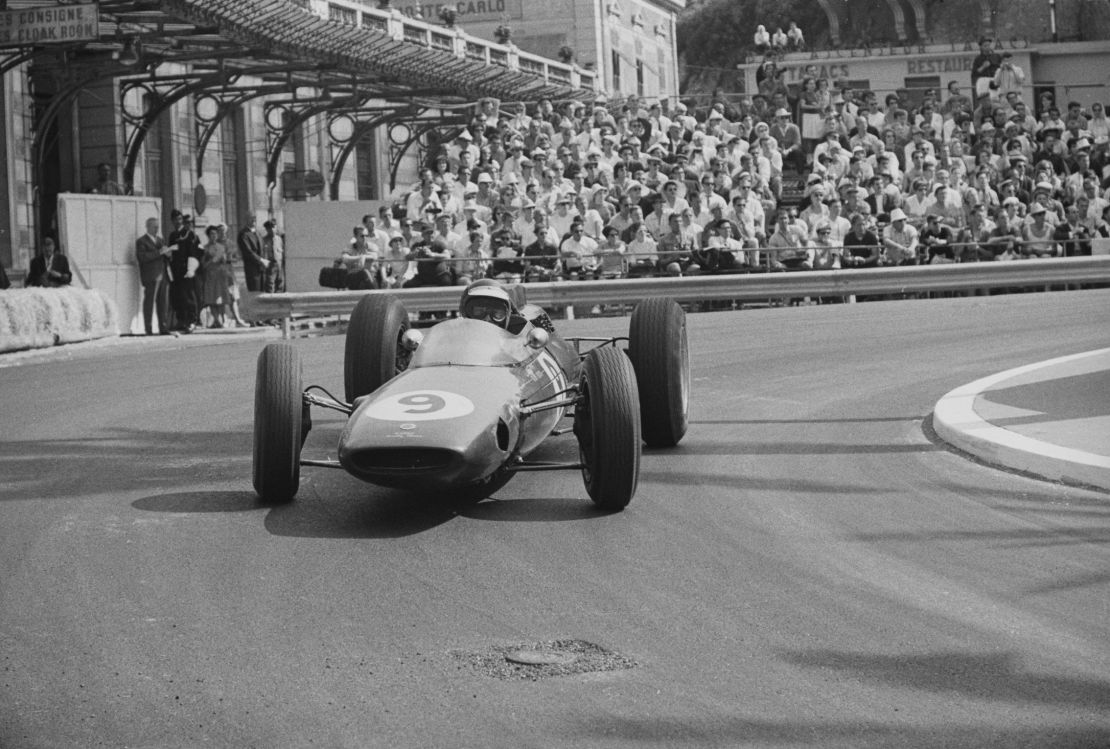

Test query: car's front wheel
[253,342,303,503]
[575,346,641,511]
[344,293,411,403]
[628,296,689,447]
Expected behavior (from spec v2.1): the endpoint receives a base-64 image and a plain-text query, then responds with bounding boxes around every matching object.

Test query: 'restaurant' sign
[389,0,523,23]
[0,3,99,48]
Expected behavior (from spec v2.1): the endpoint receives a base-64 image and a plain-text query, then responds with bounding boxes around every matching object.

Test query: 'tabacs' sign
[0,3,99,47]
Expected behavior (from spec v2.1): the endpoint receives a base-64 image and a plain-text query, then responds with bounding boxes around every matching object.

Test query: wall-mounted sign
[905,56,975,76]
[389,0,523,23]
[776,54,978,84]
[0,3,99,48]
[283,169,326,199]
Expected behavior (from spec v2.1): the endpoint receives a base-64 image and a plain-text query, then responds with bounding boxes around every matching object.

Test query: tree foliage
[677,0,829,69]
[676,0,829,98]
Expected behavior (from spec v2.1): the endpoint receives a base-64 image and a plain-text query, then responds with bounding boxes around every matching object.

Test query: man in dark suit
[167,212,202,332]
[136,216,170,335]
[261,219,285,293]
[27,236,73,287]
[237,212,267,292]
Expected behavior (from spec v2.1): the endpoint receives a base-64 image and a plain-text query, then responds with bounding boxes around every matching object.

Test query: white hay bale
[0,287,120,353]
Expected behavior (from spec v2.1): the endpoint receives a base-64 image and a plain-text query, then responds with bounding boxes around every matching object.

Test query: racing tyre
[575,346,641,511]
[253,342,303,503]
[345,293,410,403]
[628,297,689,447]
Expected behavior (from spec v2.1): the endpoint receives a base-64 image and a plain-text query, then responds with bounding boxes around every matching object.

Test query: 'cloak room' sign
[0,3,99,47]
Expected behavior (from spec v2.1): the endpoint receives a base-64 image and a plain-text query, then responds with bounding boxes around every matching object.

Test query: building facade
[0,0,598,282]
[737,39,1110,113]
[385,0,685,104]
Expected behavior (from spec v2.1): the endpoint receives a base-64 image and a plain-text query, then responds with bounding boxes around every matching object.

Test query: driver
[459,283,514,329]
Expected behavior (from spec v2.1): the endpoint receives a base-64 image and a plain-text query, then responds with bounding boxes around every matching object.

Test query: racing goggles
[464,297,510,325]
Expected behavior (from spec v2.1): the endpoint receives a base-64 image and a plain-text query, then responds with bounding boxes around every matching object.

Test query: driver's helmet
[460,283,513,329]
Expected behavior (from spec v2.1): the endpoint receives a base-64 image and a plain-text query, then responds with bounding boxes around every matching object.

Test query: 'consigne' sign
[0,3,99,48]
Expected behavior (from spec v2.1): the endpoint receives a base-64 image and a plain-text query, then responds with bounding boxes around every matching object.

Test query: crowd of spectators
[331,38,1109,292]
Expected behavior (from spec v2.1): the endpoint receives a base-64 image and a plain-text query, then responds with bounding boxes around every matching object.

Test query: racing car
[252,281,689,510]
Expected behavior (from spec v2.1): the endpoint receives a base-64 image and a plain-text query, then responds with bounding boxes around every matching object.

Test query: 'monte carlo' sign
[0,3,99,47]
[390,0,523,23]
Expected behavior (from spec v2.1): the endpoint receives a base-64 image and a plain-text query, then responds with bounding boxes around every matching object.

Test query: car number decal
[364,390,475,421]
[535,351,568,421]
[537,351,568,393]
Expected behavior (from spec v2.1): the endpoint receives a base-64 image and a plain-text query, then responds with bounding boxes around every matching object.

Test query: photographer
[404,222,455,288]
[971,37,1001,100]
[991,52,1026,102]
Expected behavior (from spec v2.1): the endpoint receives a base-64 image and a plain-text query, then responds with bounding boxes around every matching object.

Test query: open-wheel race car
[252,281,689,510]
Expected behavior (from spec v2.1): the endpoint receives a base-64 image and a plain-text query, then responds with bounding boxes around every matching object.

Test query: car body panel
[337,317,581,492]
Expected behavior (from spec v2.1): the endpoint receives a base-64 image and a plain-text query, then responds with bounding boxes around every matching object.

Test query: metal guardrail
[244,257,1110,336]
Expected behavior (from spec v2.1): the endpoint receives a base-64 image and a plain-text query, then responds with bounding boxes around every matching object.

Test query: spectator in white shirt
[753,25,770,54]
[882,208,920,264]
[992,53,1026,101]
[786,21,805,51]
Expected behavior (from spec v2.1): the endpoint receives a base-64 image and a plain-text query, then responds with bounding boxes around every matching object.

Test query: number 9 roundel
[363,390,476,421]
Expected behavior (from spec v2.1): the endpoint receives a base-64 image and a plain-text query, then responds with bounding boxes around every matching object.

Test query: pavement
[934,347,1110,492]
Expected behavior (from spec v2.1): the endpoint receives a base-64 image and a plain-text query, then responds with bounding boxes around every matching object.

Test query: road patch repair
[933,347,1110,492]
[451,640,636,680]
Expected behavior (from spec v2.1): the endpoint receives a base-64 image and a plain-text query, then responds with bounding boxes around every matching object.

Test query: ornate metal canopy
[11,0,597,195]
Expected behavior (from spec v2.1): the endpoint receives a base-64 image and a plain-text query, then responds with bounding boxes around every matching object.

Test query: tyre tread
[253,342,303,503]
[580,346,641,510]
[629,297,689,447]
[344,294,409,402]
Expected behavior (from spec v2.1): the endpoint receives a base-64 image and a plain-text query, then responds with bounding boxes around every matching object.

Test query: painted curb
[933,348,1110,492]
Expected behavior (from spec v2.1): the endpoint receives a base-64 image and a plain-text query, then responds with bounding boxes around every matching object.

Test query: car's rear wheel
[628,297,689,447]
[575,346,641,511]
[344,294,410,403]
[253,342,303,503]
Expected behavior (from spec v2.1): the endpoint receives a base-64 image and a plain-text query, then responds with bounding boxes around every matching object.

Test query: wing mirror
[526,327,549,349]
[401,329,424,351]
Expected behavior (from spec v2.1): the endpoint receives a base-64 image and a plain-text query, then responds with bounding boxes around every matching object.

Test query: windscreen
[410,318,534,368]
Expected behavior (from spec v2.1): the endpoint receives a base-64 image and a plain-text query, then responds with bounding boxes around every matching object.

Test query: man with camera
[991,52,1026,102]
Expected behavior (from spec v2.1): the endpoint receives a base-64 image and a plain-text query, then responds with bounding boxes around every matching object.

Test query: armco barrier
[243,257,1110,338]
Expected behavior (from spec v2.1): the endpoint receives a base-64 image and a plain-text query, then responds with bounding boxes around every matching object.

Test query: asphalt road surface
[2,290,1109,749]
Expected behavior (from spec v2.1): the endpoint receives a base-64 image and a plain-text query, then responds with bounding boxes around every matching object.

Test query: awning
[82,0,599,104]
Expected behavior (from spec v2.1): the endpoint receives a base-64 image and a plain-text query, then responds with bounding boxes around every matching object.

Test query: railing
[430,32,454,52]
[464,41,487,62]
[245,257,1110,337]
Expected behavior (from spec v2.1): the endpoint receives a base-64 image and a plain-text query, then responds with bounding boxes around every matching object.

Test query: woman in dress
[610,162,630,202]
[432,153,453,190]
[218,223,249,327]
[199,225,229,328]
[798,77,819,110]
[814,78,832,113]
